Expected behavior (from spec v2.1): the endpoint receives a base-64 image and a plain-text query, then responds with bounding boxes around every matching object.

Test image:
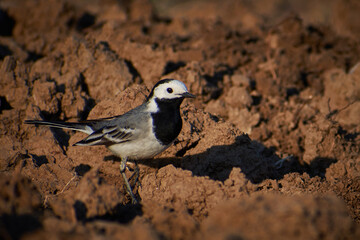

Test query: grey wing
[74,105,150,146]
[74,125,137,146]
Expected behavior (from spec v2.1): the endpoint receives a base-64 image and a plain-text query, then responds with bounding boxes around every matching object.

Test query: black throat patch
[151,97,184,145]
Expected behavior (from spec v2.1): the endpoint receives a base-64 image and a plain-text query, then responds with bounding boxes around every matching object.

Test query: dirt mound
[1,0,360,239]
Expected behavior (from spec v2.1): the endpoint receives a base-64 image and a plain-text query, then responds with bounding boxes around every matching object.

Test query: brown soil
[1,0,360,239]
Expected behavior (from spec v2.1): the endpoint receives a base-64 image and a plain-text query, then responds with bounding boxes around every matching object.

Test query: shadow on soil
[0,214,42,240]
[73,200,142,224]
[137,134,337,183]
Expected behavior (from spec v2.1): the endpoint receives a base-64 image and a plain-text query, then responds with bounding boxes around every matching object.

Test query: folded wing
[74,126,136,146]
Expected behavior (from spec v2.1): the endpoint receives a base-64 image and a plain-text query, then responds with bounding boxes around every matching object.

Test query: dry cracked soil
[0,0,360,239]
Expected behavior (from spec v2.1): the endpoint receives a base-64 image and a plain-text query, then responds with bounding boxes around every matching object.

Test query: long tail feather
[24,120,92,134]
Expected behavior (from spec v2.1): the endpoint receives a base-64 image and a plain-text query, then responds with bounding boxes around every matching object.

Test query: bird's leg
[120,157,138,204]
[128,161,140,188]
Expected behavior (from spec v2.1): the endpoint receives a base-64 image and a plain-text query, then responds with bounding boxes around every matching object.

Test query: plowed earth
[0,0,359,239]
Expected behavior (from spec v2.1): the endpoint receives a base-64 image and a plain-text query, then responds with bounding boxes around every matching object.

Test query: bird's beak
[182,92,196,98]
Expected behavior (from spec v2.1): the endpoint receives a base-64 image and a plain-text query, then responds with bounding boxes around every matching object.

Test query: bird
[25,79,196,204]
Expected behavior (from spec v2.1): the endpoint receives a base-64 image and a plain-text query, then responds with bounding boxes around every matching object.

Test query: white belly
[107,137,171,160]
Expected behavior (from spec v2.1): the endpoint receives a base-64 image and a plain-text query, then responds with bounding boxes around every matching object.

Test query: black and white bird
[25,79,195,203]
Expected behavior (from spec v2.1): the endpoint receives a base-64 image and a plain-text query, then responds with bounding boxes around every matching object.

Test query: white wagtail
[25,79,195,203]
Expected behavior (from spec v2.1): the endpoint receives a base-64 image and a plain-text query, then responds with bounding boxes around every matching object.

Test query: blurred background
[1,0,359,39]
[152,0,360,38]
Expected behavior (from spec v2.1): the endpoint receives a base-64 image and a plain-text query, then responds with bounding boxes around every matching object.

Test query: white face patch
[146,79,193,113]
[152,80,189,100]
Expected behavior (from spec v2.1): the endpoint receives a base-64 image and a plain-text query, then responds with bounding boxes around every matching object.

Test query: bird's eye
[167,88,173,93]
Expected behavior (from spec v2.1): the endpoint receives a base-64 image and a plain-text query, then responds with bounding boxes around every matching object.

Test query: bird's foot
[274,155,293,169]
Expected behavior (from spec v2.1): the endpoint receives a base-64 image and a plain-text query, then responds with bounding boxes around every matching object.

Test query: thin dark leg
[120,157,138,204]
[128,161,140,188]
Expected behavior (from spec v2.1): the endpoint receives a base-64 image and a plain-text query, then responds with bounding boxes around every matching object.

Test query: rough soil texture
[1,0,360,239]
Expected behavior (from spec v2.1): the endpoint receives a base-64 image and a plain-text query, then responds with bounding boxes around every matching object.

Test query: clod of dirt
[0,173,42,215]
[199,193,360,240]
[319,65,360,127]
[48,169,125,221]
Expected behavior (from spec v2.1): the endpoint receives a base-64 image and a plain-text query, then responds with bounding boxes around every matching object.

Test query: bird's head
[147,79,196,101]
